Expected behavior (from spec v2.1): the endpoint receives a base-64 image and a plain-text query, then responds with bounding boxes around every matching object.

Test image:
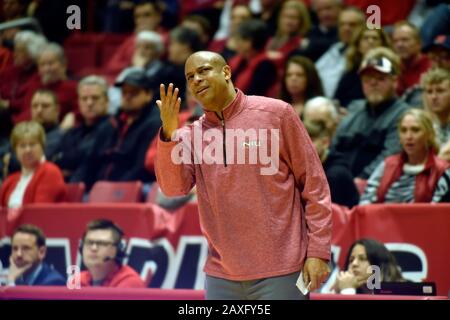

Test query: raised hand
[156,83,181,140]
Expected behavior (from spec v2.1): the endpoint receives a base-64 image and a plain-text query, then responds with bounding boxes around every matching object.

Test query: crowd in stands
[1,0,450,290]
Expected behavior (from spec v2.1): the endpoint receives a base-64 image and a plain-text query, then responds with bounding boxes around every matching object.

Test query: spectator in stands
[330,48,410,180]
[297,0,342,62]
[80,219,145,287]
[131,31,165,72]
[108,31,167,115]
[279,55,324,117]
[334,27,392,108]
[333,238,404,294]
[403,34,450,109]
[255,0,283,37]
[266,0,311,68]
[392,21,432,97]
[228,19,278,97]
[421,68,450,163]
[423,34,450,71]
[303,96,340,140]
[54,76,110,182]
[6,224,66,286]
[181,14,213,48]
[104,0,167,78]
[29,89,64,161]
[0,121,66,208]
[0,30,46,125]
[360,109,450,204]
[422,68,450,146]
[22,43,78,128]
[304,119,359,208]
[208,3,252,62]
[2,88,64,176]
[316,7,365,98]
[166,26,204,100]
[76,69,161,190]
[420,4,450,50]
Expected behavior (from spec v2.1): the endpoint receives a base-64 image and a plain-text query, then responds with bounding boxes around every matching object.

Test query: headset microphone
[103,256,115,262]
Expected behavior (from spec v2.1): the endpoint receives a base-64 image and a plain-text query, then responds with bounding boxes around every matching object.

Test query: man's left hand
[302,257,330,292]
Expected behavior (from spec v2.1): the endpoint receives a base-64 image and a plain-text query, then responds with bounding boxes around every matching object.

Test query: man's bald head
[185,51,227,71]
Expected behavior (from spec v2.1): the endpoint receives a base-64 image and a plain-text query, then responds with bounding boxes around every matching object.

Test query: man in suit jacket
[7,224,66,286]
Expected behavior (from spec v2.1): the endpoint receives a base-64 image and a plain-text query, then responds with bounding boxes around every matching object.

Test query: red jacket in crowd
[0,161,67,207]
[377,151,450,203]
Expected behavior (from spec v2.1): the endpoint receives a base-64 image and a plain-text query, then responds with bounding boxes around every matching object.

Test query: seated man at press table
[7,224,66,286]
[79,219,145,288]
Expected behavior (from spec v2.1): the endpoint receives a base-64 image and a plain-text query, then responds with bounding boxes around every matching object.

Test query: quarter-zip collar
[203,89,245,125]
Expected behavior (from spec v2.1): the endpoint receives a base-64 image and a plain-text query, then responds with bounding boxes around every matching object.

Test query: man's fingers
[156,100,162,110]
[159,84,166,101]
[309,274,319,291]
[166,83,174,104]
[303,269,310,284]
[170,87,179,109]
[175,97,181,114]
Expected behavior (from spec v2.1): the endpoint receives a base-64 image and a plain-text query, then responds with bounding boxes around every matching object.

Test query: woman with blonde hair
[360,109,450,204]
[0,121,66,208]
[266,0,311,68]
[334,26,392,107]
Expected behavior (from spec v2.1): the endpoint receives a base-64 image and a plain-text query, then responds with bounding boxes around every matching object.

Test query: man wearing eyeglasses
[79,219,145,288]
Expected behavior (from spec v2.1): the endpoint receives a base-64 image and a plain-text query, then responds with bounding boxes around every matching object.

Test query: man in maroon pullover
[156,51,332,300]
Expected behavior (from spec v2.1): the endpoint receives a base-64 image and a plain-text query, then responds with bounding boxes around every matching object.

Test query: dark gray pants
[205,271,309,300]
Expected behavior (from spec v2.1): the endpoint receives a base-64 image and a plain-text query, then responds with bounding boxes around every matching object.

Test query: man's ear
[38,246,46,261]
[223,65,232,80]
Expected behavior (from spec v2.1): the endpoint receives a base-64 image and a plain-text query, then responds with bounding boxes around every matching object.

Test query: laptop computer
[373,282,436,296]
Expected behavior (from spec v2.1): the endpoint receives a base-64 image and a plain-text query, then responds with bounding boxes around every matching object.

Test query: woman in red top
[0,121,66,208]
[266,0,311,69]
[360,109,450,204]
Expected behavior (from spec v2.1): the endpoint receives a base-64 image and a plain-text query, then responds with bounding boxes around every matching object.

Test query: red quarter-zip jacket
[156,90,332,281]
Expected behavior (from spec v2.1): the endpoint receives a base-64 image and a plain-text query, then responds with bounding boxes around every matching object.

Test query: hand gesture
[302,257,330,291]
[335,270,366,292]
[8,256,33,283]
[156,83,181,140]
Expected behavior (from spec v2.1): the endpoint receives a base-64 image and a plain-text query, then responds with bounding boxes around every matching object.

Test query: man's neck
[203,88,237,113]
[402,53,420,66]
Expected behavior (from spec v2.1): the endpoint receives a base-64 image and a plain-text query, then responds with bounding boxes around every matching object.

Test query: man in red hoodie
[155,51,332,300]
[79,219,145,288]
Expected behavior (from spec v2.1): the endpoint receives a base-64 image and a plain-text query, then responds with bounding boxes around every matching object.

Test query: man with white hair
[0,30,47,124]
[303,96,340,136]
[105,1,168,78]
[21,42,78,126]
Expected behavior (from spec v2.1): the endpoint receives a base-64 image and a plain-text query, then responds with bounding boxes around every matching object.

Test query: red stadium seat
[65,182,86,202]
[88,181,143,203]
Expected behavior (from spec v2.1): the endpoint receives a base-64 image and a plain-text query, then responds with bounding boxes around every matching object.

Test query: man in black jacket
[54,75,110,182]
[76,69,161,190]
